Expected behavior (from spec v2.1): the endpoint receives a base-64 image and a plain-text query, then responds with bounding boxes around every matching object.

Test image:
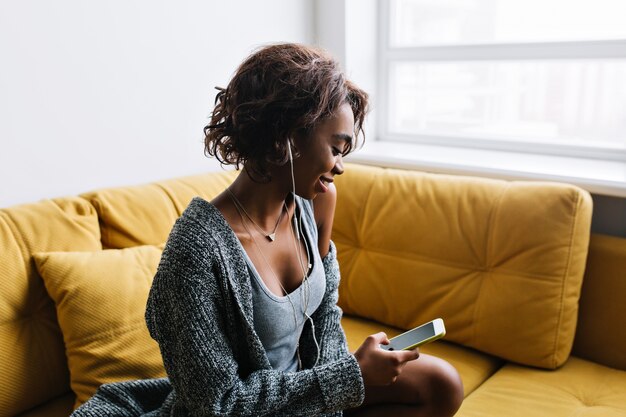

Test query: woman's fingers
[396,347,420,363]
[355,333,421,386]
[367,332,389,346]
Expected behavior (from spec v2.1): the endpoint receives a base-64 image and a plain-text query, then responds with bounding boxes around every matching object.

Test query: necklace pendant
[267,233,276,242]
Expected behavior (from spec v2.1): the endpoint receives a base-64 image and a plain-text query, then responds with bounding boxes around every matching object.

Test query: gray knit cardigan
[72,197,365,417]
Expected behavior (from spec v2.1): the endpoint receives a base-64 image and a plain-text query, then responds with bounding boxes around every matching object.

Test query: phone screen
[387,321,435,350]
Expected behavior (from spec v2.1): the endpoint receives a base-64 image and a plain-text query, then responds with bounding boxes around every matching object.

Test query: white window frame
[377,1,626,163]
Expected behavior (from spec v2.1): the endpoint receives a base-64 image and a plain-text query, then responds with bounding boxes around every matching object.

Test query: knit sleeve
[302,240,366,413]
[146,220,364,416]
[310,241,357,363]
[299,240,364,393]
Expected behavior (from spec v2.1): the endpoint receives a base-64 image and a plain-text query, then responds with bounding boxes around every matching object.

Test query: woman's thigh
[347,353,464,415]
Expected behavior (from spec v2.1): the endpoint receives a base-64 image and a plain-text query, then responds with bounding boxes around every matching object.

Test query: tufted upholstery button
[578,397,594,407]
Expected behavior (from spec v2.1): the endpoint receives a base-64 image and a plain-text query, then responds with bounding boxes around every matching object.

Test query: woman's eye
[332,147,341,156]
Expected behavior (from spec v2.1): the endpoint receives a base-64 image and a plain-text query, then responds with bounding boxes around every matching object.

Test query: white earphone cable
[288,140,320,368]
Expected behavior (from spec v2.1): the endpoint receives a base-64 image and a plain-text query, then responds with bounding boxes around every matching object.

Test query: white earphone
[287,141,301,241]
[287,139,293,162]
[287,139,319,368]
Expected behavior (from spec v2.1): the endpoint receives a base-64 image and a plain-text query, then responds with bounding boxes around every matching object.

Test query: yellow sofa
[2,163,625,416]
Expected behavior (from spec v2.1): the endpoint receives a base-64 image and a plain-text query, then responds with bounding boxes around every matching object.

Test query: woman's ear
[288,135,303,159]
[290,128,310,157]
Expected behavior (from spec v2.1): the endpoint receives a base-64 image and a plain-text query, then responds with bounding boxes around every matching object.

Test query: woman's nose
[333,154,344,175]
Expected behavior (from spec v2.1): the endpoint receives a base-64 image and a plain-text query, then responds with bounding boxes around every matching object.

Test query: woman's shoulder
[307,184,337,258]
[160,197,239,266]
[172,197,232,239]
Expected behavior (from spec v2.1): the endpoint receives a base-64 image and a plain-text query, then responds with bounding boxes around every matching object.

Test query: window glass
[391,0,626,46]
[389,60,626,149]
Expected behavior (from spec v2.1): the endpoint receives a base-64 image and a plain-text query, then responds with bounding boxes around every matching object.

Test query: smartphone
[380,318,446,351]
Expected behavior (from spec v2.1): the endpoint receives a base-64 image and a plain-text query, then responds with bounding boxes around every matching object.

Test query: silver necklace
[227,187,286,242]
[230,194,309,324]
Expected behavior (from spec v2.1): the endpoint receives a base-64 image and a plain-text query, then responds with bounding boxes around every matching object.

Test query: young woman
[73,43,463,417]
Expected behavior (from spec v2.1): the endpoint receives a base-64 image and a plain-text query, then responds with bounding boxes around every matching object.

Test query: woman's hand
[354,332,420,386]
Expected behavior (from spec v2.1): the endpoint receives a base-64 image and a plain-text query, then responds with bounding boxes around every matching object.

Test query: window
[379,0,626,161]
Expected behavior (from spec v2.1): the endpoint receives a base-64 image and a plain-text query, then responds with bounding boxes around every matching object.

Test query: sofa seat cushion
[32,245,166,409]
[15,392,74,417]
[341,315,504,396]
[457,356,626,416]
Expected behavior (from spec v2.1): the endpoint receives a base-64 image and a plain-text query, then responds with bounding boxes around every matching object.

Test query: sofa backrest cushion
[81,170,237,248]
[573,233,626,371]
[0,198,101,416]
[333,164,592,369]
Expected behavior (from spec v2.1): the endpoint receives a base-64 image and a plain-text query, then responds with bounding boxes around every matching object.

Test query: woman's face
[291,103,355,199]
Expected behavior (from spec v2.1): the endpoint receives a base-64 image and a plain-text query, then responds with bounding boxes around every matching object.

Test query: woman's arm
[299,240,353,366]
[313,182,338,258]
[304,182,353,365]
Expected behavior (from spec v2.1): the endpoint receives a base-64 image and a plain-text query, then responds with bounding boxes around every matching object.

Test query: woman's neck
[227,168,294,230]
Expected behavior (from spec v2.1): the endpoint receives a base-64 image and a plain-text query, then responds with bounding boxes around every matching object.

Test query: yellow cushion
[341,315,504,397]
[457,356,626,416]
[334,164,592,369]
[0,198,101,416]
[573,234,626,371]
[81,170,237,248]
[32,245,166,408]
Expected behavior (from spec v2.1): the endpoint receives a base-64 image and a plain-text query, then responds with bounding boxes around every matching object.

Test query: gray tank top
[238,196,326,372]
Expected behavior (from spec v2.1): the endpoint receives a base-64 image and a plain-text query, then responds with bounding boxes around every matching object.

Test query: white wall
[0,0,314,207]
[315,0,378,153]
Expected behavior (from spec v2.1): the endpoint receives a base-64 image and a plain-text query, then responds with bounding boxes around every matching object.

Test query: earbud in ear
[287,138,299,241]
[287,140,293,163]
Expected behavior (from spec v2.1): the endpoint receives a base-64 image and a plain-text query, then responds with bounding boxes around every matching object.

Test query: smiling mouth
[316,176,333,193]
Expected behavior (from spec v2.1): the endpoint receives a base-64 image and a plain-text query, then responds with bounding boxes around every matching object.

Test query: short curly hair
[204,43,369,182]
